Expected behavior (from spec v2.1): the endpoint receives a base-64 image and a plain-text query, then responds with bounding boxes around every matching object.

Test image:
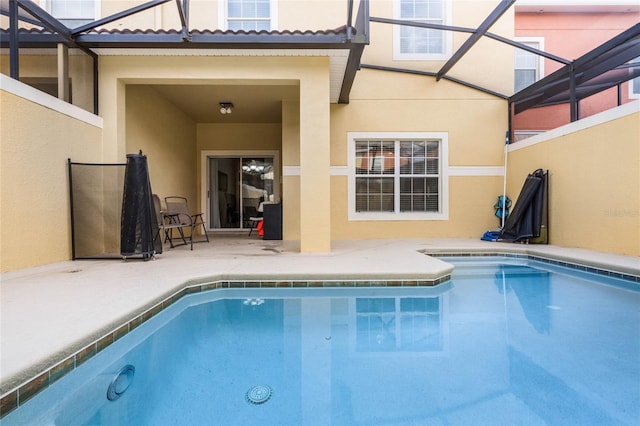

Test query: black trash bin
[263,202,282,240]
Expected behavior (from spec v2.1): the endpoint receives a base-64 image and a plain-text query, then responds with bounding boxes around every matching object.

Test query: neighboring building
[512,0,640,140]
[1,0,639,271]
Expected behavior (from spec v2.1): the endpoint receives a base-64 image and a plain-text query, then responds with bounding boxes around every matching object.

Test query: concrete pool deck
[1,236,639,406]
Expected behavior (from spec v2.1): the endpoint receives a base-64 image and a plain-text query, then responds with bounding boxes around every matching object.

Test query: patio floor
[2,235,639,397]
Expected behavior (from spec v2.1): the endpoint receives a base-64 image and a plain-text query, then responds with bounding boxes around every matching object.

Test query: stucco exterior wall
[513,10,640,131]
[196,122,283,217]
[364,0,514,97]
[99,55,332,250]
[0,51,95,113]
[92,0,353,32]
[0,78,103,272]
[506,102,639,256]
[126,85,197,204]
[330,70,509,239]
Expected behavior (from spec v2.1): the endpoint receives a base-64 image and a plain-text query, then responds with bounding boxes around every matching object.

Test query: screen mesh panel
[69,161,126,259]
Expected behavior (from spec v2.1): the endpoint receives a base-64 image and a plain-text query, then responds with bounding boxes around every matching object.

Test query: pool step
[440,258,548,279]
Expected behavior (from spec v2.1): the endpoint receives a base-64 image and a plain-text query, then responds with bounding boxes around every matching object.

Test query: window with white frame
[48,0,96,27]
[394,0,450,60]
[226,0,271,31]
[514,40,543,93]
[348,132,448,221]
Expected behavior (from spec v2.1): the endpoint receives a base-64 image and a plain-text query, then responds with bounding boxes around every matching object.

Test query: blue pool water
[2,257,639,425]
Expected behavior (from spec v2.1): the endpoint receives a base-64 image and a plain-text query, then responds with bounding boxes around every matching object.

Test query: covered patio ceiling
[2,0,639,122]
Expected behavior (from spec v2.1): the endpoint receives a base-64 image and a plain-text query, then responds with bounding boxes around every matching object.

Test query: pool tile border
[0,276,449,419]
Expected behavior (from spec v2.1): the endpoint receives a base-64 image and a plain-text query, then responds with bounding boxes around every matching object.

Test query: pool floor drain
[246,385,273,405]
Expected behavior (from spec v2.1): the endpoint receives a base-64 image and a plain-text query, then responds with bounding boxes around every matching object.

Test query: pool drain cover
[246,385,273,405]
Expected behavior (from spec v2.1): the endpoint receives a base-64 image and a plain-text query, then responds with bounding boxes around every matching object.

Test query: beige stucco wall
[99,55,331,250]
[282,99,301,240]
[364,0,514,96]
[506,103,640,256]
[0,51,95,113]
[196,122,283,215]
[0,81,103,272]
[94,0,349,32]
[126,85,197,204]
[330,69,508,239]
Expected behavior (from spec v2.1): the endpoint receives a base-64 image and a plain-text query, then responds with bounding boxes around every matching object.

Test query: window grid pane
[228,0,270,30]
[355,139,440,214]
[514,42,539,92]
[399,0,444,54]
[356,140,396,175]
[51,0,94,19]
[400,177,439,212]
[356,177,395,212]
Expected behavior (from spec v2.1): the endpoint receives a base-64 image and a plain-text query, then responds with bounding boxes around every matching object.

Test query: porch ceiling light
[219,102,233,114]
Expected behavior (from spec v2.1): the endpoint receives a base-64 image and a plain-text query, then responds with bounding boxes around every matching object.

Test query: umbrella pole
[501,131,509,229]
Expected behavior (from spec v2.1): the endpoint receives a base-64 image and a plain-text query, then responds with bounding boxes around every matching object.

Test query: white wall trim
[0,74,102,127]
[449,166,504,176]
[282,165,300,176]
[330,166,348,176]
[283,166,349,176]
[509,100,640,153]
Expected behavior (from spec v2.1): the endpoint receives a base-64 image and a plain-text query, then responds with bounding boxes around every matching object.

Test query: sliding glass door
[207,154,276,231]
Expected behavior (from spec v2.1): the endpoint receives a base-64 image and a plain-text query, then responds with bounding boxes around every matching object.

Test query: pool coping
[1,248,639,419]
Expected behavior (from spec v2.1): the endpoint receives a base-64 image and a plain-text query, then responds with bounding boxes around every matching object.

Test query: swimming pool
[2,256,638,425]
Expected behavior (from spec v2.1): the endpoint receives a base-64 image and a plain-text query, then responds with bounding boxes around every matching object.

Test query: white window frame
[42,0,99,28]
[347,132,449,222]
[514,37,545,92]
[393,0,452,61]
[218,0,278,31]
[628,57,640,99]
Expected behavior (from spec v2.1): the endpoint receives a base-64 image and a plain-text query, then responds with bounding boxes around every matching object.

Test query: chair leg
[194,214,209,243]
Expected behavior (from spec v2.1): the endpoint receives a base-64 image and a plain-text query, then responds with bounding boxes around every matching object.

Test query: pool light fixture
[107,364,135,401]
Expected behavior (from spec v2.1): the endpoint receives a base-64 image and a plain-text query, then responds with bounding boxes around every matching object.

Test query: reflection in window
[515,42,541,92]
[227,0,271,31]
[397,0,446,55]
[50,0,95,27]
[355,297,442,352]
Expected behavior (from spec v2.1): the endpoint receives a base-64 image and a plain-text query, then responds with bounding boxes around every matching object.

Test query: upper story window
[227,0,272,31]
[48,0,96,28]
[348,132,449,221]
[394,0,451,60]
[514,39,544,93]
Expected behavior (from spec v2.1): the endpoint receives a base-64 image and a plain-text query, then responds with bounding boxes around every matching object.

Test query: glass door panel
[209,157,240,229]
[208,156,274,230]
[241,157,274,228]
